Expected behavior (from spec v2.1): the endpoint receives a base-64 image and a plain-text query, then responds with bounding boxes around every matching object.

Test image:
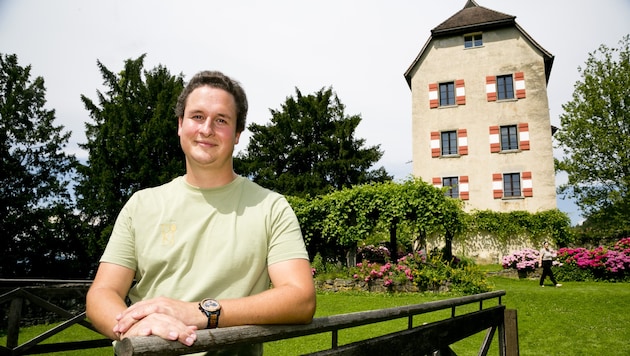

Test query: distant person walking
[539,241,561,287]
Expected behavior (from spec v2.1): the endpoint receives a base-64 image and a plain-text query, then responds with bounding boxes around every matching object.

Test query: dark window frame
[503,173,521,197]
[500,125,519,151]
[443,177,459,198]
[497,74,514,100]
[441,130,458,156]
[439,82,455,107]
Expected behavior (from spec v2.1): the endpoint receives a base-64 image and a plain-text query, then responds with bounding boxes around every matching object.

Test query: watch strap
[208,312,219,329]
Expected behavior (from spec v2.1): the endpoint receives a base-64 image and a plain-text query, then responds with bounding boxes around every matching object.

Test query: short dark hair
[175,70,248,133]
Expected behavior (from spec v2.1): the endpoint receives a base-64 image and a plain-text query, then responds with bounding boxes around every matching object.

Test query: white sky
[1,0,629,224]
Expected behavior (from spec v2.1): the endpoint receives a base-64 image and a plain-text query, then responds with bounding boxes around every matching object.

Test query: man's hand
[113,296,200,346]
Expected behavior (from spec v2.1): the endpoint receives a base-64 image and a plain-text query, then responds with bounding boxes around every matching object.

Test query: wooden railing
[0,279,111,356]
[115,290,518,356]
[1,280,517,356]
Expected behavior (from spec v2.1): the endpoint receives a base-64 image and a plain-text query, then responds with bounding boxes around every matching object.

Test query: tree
[76,55,185,257]
[0,53,80,277]
[290,178,465,264]
[555,35,630,233]
[235,87,391,197]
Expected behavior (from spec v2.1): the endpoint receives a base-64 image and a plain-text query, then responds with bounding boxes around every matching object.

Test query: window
[500,125,519,151]
[443,177,459,198]
[497,75,514,100]
[503,173,521,197]
[439,82,455,106]
[429,80,465,108]
[441,131,458,156]
[487,72,525,101]
[464,34,482,48]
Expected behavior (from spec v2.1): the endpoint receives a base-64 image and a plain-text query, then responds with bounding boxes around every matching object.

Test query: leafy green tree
[555,35,630,233]
[290,178,465,264]
[0,53,80,277]
[235,87,391,197]
[76,55,185,258]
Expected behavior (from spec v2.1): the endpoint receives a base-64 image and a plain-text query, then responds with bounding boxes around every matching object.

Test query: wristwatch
[198,298,221,329]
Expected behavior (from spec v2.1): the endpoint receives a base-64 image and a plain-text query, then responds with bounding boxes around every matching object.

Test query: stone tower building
[405,0,557,215]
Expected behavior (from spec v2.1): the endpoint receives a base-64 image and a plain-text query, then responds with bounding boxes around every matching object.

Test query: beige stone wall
[425,233,536,265]
[409,26,556,214]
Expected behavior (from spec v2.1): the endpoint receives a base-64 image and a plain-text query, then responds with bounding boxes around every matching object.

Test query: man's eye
[192,115,204,120]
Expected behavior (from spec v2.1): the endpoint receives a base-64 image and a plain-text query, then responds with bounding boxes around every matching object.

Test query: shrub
[350,250,490,294]
[501,248,540,271]
[556,237,630,281]
[311,253,349,281]
[357,244,391,263]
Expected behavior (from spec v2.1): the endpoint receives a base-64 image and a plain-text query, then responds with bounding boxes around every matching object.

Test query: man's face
[178,86,240,171]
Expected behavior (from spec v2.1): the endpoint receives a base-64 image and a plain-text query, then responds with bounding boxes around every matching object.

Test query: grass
[3,272,629,355]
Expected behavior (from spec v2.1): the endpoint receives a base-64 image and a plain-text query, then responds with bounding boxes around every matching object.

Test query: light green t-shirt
[101,175,309,304]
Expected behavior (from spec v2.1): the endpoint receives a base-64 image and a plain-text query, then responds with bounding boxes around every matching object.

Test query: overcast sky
[1,0,629,224]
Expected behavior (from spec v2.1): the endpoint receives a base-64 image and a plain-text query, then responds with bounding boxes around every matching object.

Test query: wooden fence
[1,280,517,356]
[0,279,111,356]
[115,290,517,356]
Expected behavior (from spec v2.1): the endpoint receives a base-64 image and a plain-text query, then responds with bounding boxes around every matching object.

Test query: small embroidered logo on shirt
[160,223,177,245]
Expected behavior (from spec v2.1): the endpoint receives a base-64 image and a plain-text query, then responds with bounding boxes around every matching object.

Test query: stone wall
[315,278,451,293]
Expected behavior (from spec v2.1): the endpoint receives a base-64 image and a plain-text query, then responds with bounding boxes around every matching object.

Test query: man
[86,71,316,354]
[538,241,561,287]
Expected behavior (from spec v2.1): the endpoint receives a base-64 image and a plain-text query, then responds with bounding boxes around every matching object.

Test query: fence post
[7,296,23,349]
[504,309,519,356]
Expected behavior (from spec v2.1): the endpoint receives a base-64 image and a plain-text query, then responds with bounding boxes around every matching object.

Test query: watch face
[201,298,221,312]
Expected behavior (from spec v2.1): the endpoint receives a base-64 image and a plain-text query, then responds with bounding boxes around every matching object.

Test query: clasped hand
[113,296,198,346]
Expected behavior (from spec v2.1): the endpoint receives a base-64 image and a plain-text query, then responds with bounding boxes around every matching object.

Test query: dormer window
[464,33,482,48]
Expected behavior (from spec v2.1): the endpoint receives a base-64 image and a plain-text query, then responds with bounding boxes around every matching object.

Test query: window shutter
[519,123,530,150]
[492,173,503,199]
[431,131,440,157]
[486,76,497,101]
[459,175,469,200]
[429,83,439,108]
[432,177,442,188]
[455,79,466,105]
[489,126,500,153]
[522,171,533,197]
[458,129,468,155]
[515,72,526,99]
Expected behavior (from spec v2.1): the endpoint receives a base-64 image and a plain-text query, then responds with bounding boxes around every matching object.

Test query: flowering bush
[556,237,630,281]
[357,244,391,263]
[501,248,540,271]
[350,250,489,294]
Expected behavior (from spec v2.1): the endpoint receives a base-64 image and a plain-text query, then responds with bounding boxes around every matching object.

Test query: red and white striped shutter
[489,126,500,153]
[515,72,526,99]
[432,177,442,188]
[486,76,497,101]
[431,131,440,157]
[455,79,466,105]
[459,175,469,200]
[458,129,468,155]
[522,171,533,197]
[429,83,439,108]
[519,123,530,150]
[492,173,503,199]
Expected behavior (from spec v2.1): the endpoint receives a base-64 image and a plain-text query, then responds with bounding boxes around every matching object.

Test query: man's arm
[86,262,136,340]
[87,262,199,346]
[217,258,316,327]
[114,258,316,334]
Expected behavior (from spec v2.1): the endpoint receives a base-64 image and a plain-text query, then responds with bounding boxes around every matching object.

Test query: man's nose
[200,118,214,135]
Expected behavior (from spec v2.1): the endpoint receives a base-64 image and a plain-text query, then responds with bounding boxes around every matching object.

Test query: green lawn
[3,276,629,355]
